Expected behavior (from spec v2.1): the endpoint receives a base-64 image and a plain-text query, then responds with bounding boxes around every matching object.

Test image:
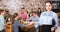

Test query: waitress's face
[46,2,52,11]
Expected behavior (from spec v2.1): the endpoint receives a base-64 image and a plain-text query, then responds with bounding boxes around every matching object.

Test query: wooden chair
[5,21,12,32]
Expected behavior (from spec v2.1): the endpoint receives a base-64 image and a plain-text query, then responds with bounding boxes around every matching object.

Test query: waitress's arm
[54,14,59,29]
[51,13,59,32]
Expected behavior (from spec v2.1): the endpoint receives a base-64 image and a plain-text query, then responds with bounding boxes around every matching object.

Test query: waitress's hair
[45,1,52,5]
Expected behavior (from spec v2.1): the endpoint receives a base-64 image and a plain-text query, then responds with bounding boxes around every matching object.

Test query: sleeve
[14,20,24,28]
[0,18,5,26]
[39,13,44,26]
[53,13,59,29]
[17,21,24,28]
[34,17,40,28]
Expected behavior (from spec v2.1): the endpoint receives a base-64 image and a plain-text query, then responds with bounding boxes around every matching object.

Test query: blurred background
[0,0,60,32]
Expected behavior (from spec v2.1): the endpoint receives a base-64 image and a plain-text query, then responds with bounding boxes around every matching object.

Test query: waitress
[39,1,58,32]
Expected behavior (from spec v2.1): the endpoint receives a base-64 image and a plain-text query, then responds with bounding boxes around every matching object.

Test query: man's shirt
[29,16,39,28]
[0,15,5,31]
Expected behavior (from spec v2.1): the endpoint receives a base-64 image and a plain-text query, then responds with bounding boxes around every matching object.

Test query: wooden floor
[56,26,60,32]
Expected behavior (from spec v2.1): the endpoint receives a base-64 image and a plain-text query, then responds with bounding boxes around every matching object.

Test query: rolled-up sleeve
[54,14,59,28]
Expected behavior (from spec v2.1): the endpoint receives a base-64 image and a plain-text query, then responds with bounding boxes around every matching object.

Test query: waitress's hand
[51,27,55,32]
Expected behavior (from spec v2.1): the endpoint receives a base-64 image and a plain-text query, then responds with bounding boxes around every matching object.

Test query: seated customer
[0,9,6,32]
[12,13,24,32]
[29,11,39,32]
[18,8,29,21]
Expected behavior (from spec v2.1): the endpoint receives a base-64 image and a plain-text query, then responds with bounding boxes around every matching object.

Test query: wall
[0,0,59,15]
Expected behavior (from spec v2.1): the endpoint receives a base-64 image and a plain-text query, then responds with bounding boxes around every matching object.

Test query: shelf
[52,9,60,13]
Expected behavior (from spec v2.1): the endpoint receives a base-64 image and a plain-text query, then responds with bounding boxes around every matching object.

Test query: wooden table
[5,21,34,32]
[20,21,35,32]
